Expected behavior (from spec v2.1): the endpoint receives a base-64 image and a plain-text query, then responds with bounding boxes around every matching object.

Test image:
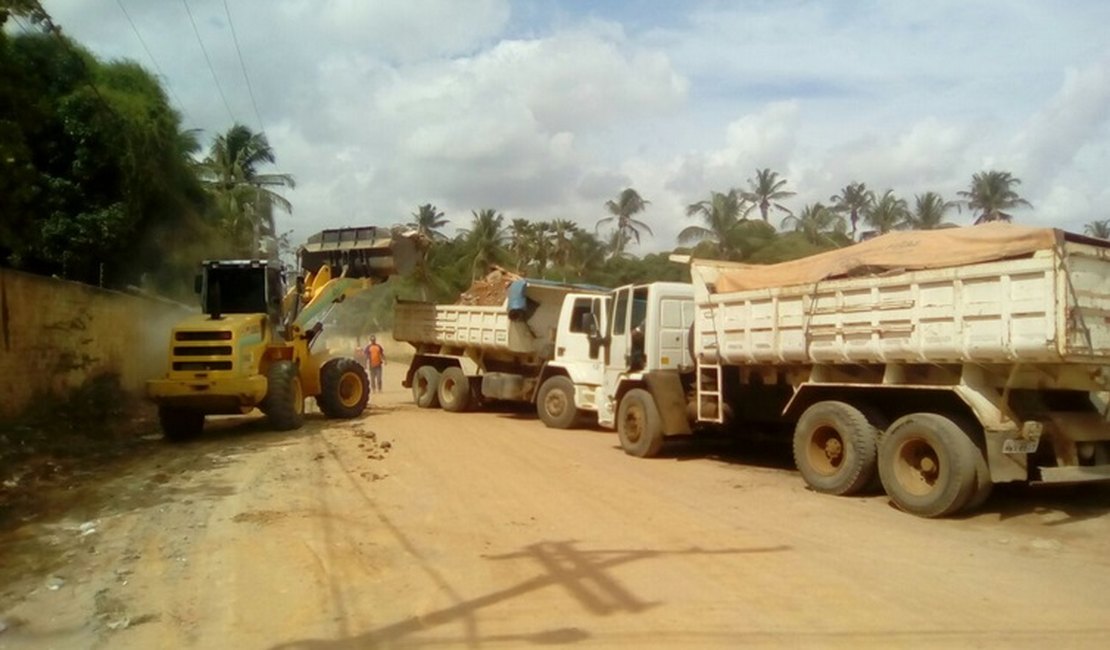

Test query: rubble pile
[456,266,522,306]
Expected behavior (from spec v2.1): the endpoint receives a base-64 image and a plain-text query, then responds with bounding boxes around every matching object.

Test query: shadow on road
[270,539,789,650]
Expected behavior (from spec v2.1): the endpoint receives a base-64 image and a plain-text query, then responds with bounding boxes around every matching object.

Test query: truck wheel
[316,358,369,419]
[618,388,664,458]
[793,401,879,496]
[878,413,979,518]
[945,414,994,512]
[537,376,579,429]
[438,367,472,412]
[262,360,305,431]
[159,407,204,442]
[412,366,441,408]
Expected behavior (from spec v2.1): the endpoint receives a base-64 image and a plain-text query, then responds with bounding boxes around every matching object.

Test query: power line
[222,0,265,134]
[114,0,197,128]
[181,0,237,125]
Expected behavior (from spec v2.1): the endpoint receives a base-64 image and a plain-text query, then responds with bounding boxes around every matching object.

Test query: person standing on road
[364,335,385,393]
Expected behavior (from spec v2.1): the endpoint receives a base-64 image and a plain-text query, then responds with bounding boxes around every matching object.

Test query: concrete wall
[0,269,193,419]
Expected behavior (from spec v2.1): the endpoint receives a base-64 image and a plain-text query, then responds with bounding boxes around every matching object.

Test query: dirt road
[3,378,1110,649]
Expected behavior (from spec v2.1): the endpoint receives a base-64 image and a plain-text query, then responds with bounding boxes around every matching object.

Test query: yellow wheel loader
[146,226,423,441]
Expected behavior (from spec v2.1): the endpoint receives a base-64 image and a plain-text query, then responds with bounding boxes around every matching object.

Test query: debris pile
[456,266,522,306]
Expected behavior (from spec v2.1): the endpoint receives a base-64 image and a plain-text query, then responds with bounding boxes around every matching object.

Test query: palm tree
[680,189,750,260]
[863,190,909,236]
[408,204,450,241]
[565,230,606,280]
[781,202,846,246]
[1085,219,1110,239]
[198,124,294,257]
[531,221,552,275]
[459,209,507,278]
[549,219,578,270]
[958,170,1032,224]
[508,218,535,271]
[904,192,959,230]
[742,168,795,223]
[829,182,875,241]
[597,188,653,255]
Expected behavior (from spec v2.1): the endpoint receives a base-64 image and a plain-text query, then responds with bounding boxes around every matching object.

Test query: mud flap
[644,371,691,435]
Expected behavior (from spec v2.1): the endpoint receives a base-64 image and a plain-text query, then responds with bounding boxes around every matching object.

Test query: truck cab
[593,282,696,437]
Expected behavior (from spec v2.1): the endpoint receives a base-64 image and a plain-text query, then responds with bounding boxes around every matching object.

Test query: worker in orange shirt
[363,335,385,393]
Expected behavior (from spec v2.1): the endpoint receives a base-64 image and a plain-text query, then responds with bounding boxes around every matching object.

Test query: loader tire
[316,358,369,419]
[262,360,304,431]
[159,407,204,442]
[438,367,472,412]
[412,366,441,408]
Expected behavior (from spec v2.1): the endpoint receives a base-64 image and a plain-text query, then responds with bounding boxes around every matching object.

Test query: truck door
[555,296,606,384]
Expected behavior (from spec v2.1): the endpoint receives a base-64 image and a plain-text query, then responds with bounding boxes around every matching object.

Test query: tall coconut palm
[680,189,751,260]
[198,124,294,257]
[863,190,909,236]
[549,219,578,270]
[742,168,795,223]
[460,209,507,278]
[565,230,606,280]
[597,188,653,255]
[829,181,875,241]
[508,218,535,271]
[408,204,450,241]
[958,170,1032,224]
[530,221,552,275]
[1085,219,1110,239]
[904,192,959,230]
[781,202,846,246]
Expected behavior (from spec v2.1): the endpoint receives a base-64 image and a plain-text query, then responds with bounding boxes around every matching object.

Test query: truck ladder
[696,361,724,423]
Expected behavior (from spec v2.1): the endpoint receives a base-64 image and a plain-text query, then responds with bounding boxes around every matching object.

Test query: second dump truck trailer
[601,224,1110,517]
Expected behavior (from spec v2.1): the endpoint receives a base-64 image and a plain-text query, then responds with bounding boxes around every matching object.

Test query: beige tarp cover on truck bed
[696,223,1071,294]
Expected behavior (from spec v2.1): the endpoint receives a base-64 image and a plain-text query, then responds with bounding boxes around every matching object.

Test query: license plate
[1003,439,1039,454]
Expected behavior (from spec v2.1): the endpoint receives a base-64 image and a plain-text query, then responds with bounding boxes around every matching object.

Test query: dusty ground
[3,366,1110,649]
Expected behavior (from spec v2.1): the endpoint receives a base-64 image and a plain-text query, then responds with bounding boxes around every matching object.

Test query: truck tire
[412,366,441,409]
[438,366,472,412]
[537,376,579,429]
[262,360,305,431]
[159,407,204,442]
[618,388,664,458]
[316,358,369,419]
[945,414,994,512]
[878,413,979,518]
[793,401,879,496]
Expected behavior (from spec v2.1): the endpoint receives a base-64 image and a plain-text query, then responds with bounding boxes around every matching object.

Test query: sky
[29,0,1110,252]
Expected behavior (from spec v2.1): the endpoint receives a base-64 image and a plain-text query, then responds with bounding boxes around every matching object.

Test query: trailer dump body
[691,224,1110,367]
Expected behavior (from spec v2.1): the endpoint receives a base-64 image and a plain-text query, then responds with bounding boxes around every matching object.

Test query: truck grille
[171,330,235,372]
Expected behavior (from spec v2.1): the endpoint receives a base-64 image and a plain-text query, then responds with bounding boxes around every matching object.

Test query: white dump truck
[394,279,613,426]
[600,224,1110,517]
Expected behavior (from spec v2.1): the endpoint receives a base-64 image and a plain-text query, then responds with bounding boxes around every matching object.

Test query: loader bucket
[297,226,427,281]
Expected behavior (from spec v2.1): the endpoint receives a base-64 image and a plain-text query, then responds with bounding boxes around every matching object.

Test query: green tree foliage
[742,168,795,223]
[197,124,294,258]
[680,189,752,260]
[0,27,207,291]
[958,170,1032,224]
[460,209,508,278]
[781,202,846,246]
[863,190,909,236]
[597,188,652,255]
[829,182,875,241]
[1084,219,1110,239]
[408,203,450,241]
[905,192,959,230]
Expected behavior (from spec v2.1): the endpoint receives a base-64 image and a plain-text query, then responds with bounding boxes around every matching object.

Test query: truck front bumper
[146,375,268,413]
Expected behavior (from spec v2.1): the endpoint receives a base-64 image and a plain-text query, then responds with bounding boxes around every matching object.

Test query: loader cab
[198,260,284,322]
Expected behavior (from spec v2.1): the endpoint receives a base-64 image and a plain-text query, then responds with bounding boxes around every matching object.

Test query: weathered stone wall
[0,269,193,419]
